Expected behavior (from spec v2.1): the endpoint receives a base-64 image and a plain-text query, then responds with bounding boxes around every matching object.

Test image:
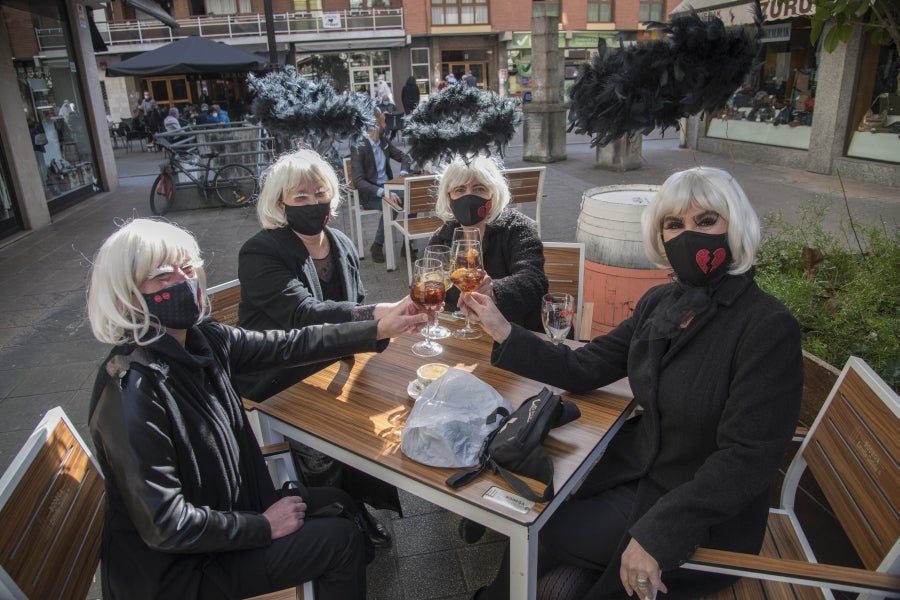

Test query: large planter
[577,185,670,337]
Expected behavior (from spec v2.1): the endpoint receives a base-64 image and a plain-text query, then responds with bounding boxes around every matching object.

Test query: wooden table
[256,323,634,599]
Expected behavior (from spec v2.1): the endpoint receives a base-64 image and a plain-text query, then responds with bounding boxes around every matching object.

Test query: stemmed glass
[410,258,446,357]
[450,228,481,320]
[422,245,452,340]
[541,292,574,344]
[450,239,485,340]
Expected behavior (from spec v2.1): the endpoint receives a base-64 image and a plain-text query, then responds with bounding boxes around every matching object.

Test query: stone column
[522,2,567,163]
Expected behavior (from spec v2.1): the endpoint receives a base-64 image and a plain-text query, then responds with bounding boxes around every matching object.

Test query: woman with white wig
[86,218,424,600]
[462,167,803,599]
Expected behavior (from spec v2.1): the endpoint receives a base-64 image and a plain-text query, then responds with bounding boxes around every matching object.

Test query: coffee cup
[416,363,449,388]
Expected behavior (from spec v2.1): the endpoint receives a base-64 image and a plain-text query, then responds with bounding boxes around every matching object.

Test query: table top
[256,319,633,524]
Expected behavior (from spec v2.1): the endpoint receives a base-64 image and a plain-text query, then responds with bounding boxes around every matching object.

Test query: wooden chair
[504,166,546,237]
[542,242,590,341]
[342,157,381,259]
[0,407,104,599]
[685,356,900,599]
[390,174,443,286]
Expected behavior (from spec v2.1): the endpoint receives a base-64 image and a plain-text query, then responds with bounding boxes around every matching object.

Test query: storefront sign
[322,13,342,29]
[760,0,815,21]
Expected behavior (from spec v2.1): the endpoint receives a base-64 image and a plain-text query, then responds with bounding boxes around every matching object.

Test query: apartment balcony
[37,9,406,55]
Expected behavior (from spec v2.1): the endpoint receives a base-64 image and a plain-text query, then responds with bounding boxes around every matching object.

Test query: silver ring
[636,578,650,587]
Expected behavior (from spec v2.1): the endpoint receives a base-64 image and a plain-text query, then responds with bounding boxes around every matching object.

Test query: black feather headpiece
[569,3,763,147]
[403,84,521,166]
[247,67,376,148]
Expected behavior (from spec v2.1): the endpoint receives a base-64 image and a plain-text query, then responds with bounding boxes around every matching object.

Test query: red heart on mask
[477,201,492,219]
[695,248,728,273]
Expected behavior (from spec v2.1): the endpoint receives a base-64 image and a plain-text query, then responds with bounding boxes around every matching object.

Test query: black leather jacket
[89,319,386,599]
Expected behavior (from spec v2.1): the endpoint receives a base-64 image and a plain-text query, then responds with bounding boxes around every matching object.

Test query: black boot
[358,505,392,548]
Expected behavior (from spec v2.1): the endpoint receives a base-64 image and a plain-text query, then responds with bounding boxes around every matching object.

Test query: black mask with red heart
[663,230,732,287]
[450,194,492,226]
[141,278,202,330]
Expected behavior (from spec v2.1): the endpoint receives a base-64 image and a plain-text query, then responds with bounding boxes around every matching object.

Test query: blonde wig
[87,219,208,346]
[255,148,342,230]
[641,166,760,274]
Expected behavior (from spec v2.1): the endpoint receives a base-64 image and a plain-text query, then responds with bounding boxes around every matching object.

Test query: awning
[121,0,179,29]
[105,36,267,77]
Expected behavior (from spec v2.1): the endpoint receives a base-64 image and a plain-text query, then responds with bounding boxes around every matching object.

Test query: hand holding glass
[449,228,481,319]
[410,258,445,357]
[541,292,574,344]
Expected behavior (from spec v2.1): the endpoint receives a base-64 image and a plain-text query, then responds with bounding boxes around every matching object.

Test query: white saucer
[407,379,425,400]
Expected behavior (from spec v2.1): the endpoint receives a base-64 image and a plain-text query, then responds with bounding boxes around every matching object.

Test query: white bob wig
[641,166,760,275]
[435,154,510,225]
[255,148,342,230]
[87,219,208,346]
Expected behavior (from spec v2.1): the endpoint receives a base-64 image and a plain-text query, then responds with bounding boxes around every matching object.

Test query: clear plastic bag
[401,368,512,468]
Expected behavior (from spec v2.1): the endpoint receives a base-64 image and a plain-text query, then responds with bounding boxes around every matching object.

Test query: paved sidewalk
[0,131,897,600]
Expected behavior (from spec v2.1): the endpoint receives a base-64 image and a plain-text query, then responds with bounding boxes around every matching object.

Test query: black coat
[349,134,411,200]
[401,82,420,114]
[429,208,547,331]
[237,226,364,331]
[235,226,365,401]
[491,272,802,597]
[89,320,386,599]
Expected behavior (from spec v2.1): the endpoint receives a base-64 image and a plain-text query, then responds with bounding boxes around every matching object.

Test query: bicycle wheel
[213,164,257,208]
[150,172,176,216]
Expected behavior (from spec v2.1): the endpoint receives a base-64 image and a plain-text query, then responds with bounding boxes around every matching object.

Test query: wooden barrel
[577,185,671,336]
[576,185,659,269]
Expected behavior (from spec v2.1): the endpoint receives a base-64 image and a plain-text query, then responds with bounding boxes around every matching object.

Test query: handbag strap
[489,452,555,503]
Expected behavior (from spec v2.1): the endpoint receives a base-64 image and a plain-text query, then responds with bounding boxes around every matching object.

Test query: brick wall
[403,0,428,34]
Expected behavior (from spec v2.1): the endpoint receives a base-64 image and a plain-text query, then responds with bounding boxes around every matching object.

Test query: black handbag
[446,387,581,502]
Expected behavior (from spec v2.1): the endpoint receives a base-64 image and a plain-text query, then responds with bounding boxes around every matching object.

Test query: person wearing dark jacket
[462,166,803,600]
[86,218,424,600]
[428,154,547,332]
[400,75,420,115]
[238,148,411,548]
[350,110,412,262]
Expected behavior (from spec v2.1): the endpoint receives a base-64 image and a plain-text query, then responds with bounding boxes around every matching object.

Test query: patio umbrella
[105,36,268,77]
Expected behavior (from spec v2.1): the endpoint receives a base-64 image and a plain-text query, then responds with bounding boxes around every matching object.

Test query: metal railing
[37,9,404,52]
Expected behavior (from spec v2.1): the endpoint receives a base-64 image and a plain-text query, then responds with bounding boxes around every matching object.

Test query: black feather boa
[569,5,763,147]
[404,84,521,166]
[247,67,376,147]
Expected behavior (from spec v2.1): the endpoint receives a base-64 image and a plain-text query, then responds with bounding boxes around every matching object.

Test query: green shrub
[755,201,899,392]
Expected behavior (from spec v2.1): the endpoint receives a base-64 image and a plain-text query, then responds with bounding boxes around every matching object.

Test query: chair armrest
[683,547,900,596]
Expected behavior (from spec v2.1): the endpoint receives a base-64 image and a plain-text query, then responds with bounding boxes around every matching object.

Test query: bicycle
[150,141,258,216]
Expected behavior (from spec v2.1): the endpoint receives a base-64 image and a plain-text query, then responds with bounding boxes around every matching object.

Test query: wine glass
[450,228,481,319]
[541,292,574,344]
[410,258,445,357]
[450,239,485,340]
[423,245,452,340]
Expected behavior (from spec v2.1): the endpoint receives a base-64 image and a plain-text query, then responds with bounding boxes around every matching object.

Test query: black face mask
[663,230,732,287]
[284,203,331,236]
[142,278,202,330]
[450,194,492,226]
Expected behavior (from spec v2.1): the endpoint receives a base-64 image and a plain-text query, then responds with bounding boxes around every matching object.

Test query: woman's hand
[459,291,512,343]
[376,296,428,340]
[474,275,495,302]
[620,538,667,599]
[263,496,307,540]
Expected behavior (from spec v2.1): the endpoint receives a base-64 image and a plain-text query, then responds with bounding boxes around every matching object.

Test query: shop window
[588,0,613,23]
[292,0,323,10]
[846,44,899,163]
[411,47,430,94]
[431,0,489,26]
[638,0,664,22]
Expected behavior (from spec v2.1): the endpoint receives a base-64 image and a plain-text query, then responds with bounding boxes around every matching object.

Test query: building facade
[1,0,895,240]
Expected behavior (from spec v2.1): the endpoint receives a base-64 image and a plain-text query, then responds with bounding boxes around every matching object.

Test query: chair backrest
[403,175,439,215]
[0,407,105,600]
[783,356,899,573]
[542,242,586,340]
[504,167,545,235]
[342,157,356,191]
[208,279,242,327]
